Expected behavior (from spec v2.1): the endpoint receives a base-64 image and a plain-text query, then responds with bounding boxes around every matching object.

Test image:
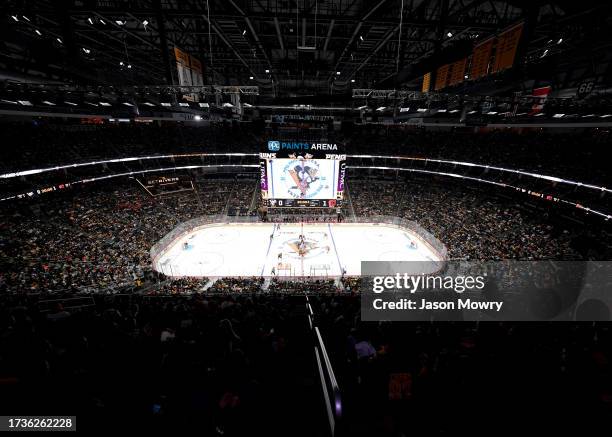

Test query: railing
[307,295,343,436]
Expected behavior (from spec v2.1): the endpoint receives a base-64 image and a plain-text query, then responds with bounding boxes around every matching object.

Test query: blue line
[327,223,343,275]
[261,225,275,276]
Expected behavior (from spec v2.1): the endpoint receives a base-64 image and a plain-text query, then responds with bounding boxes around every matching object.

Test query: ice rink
[153,222,444,278]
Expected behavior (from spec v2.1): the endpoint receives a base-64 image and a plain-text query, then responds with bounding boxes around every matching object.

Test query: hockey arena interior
[1,1,611,435]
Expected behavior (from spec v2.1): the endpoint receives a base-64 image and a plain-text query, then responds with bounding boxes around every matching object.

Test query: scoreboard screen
[260,140,346,208]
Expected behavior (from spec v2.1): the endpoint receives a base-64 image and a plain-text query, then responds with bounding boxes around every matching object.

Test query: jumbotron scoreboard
[260,140,346,208]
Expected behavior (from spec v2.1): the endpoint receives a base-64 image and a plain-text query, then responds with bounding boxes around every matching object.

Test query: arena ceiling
[2,1,610,98]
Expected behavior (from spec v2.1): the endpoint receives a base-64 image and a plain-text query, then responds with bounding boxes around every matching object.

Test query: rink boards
[152,222,444,278]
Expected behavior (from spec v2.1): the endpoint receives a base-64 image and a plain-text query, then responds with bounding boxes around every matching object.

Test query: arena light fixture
[557,38,563,44]
[99,102,111,106]
[249,76,254,80]
[437,109,447,113]
[351,79,355,83]
[99,19,106,25]
[11,15,18,22]
[142,102,155,106]
[447,31,453,38]
[127,64,132,69]
[417,108,427,112]
[84,102,98,106]
[357,105,367,110]
[359,35,364,41]
[64,101,78,106]
[199,103,210,108]
[399,107,410,112]
[122,102,134,107]
[17,100,33,106]
[42,100,56,106]
[534,113,545,116]
[265,69,270,73]
[56,37,63,44]
[581,114,595,117]
[194,115,202,121]
[486,111,497,115]
[179,102,189,107]
[22,15,31,21]
[161,102,171,107]
[87,17,94,24]
[82,47,91,54]
[34,29,42,36]
[376,106,386,111]
[336,71,341,75]
[115,20,126,26]
[449,109,460,113]
[467,110,477,114]
[243,103,253,108]
[223,102,234,108]
[553,113,565,118]
[601,114,612,118]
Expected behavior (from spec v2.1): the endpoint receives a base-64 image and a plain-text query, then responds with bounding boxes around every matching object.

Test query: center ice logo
[280,157,325,199]
[268,140,281,151]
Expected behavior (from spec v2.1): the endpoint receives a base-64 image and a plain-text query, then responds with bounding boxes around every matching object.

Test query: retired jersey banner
[448,58,467,86]
[470,38,494,80]
[434,64,450,90]
[492,22,524,73]
[422,72,431,92]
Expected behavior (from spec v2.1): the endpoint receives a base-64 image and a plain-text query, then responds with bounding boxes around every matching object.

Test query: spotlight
[56,37,63,44]
[11,15,18,22]
[359,35,363,41]
[351,79,355,83]
[88,17,94,24]
[265,69,270,73]
[447,31,453,38]
[34,29,42,36]
[82,48,91,54]
[249,76,254,80]
[336,71,341,75]
[194,115,202,121]
[22,16,30,22]
[142,20,148,28]
[119,61,124,66]
[557,38,563,44]
[127,64,132,69]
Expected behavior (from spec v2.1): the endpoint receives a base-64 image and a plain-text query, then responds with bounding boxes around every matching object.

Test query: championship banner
[422,72,431,92]
[174,47,190,66]
[190,56,204,87]
[434,64,450,91]
[492,22,524,73]
[470,38,494,80]
[529,85,551,115]
[448,58,467,86]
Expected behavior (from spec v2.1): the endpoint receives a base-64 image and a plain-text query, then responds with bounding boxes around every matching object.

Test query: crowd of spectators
[0,291,323,434]
[0,181,232,293]
[2,176,609,294]
[309,293,612,435]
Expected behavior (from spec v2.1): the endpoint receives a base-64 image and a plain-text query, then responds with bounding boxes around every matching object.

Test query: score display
[260,140,346,208]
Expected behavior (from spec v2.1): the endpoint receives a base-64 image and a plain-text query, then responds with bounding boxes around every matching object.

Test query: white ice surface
[154,223,442,278]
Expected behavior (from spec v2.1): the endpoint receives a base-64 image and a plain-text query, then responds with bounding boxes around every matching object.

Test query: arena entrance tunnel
[150,215,447,279]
